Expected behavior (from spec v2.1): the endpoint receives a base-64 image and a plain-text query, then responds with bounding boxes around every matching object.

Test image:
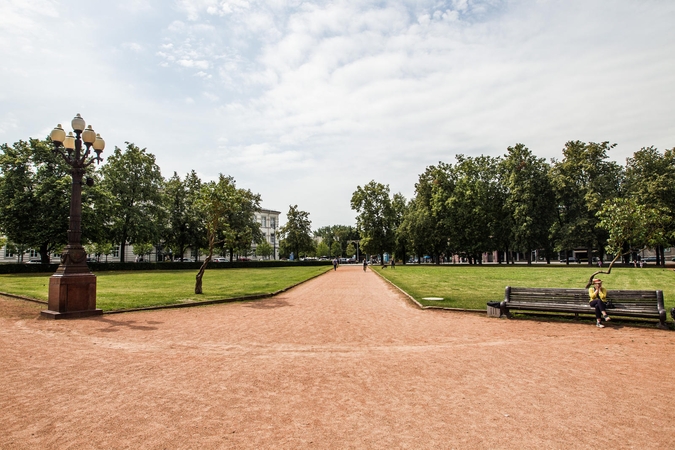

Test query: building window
[29,249,38,258]
[270,218,276,228]
[112,246,120,258]
[261,217,267,227]
[5,246,13,258]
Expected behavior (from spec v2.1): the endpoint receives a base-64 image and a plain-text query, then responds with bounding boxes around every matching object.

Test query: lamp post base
[41,273,101,319]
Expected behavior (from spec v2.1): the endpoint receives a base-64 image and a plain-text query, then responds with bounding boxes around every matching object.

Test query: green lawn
[375,264,675,313]
[0,266,331,311]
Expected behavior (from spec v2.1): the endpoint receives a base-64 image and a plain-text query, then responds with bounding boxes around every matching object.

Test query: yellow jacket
[588,286,607,302]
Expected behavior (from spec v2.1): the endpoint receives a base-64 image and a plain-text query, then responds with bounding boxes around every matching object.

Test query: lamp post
[41,114,105,319]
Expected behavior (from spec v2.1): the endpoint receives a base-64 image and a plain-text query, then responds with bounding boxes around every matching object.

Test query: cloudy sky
[1,0,673,228]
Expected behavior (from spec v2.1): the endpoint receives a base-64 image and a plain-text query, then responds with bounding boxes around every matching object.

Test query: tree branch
[584,251,627,288]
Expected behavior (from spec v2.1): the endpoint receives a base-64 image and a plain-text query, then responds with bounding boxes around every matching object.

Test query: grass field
[374,264,675,315]
[0,266,331,311]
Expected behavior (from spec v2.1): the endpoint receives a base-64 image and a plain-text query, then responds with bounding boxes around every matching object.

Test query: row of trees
[0,138,264,264]
[351,141,675,265]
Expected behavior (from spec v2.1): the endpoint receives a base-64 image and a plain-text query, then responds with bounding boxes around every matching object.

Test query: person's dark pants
[590,299,607,319]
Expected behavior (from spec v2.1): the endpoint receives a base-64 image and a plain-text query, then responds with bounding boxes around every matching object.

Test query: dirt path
[1,265,674,449]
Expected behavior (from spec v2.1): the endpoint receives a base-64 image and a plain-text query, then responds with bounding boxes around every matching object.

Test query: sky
[1,0,674,229]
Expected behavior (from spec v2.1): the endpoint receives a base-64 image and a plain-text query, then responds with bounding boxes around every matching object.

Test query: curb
[0,291,48,305]
[370,268,484,314]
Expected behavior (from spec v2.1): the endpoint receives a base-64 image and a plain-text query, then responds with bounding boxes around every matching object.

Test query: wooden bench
[499,286,668,329]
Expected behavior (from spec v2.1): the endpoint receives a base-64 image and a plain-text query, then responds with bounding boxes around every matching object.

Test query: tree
[314,225,359,256]
[431,155,506,264]
[315,241,330,258]
[624,147,675,265]
[163,170,203,261]
[501,144,556,264]
[588,197,668,286]
[255,240,273,260]
[194,175,233,293]
[99,142,165,263]
[351,181,399,261]
[345,242,356,258]
[0,138,91,264]
[549,141,623,265]
[279,205,314,260]
[132,242,154,262]
[330,241,342,258]
[399,164,451,264]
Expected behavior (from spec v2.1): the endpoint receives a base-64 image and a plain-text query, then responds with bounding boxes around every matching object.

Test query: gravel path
[1,265,674,449]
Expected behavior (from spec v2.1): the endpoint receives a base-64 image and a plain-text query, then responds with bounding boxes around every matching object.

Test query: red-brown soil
[1,265,674,449]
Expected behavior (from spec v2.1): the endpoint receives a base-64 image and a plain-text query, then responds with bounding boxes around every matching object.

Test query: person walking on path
[589,278,610,328]
[362,259,367,272]
[332,258,338,271]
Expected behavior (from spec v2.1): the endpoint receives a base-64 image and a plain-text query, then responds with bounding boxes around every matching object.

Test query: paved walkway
[1,265,674,449]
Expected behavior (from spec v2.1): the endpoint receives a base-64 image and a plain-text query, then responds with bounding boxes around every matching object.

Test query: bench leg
[499,302,511,319]
[658,310,669,330]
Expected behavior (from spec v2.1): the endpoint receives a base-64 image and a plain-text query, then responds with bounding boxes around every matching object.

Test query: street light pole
[41,114,105,319]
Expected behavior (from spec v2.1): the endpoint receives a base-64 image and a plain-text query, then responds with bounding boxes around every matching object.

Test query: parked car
[642,256,657,263]
[237,257,251,262]
[26,258,42,264]
[212,257,228,263]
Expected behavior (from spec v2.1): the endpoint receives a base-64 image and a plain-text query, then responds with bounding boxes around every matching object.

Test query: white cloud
[0,0,674,227]
[123,42,144,52]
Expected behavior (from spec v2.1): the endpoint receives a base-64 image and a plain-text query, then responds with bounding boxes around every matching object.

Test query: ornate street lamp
[41,114,105,319]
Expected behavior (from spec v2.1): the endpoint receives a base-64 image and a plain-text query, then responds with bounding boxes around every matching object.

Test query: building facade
[252,209,281,260]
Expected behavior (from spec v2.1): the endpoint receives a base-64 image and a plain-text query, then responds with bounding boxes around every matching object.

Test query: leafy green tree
[351,181,399,261]
[314,225,359,256]
[624,147,675,265]
[163,170,203,261]
[501,143,556,264]
[280,205,314,260]
[431,155,506,264]
[399,164,451,264]
[589,197,668,286]
[549,141,623,265]
[0,138,99,264]
[315,241,330,258]
[194,175,235,293]
[330,241,342,257]
[220,181,263,261]
[99,142,165,263]
[345,242,356,258]
[255,240,273,260]
[132,242,154,261]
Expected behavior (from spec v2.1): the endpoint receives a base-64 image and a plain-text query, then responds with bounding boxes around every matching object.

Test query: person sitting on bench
[589,278,611,328]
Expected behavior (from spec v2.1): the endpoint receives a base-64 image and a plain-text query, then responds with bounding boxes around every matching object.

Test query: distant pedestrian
[362,259,367,272]
[391,259,396,269]
[332,258,338,271]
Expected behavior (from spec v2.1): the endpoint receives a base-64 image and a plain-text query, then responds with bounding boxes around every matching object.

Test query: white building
[252,209,281,260]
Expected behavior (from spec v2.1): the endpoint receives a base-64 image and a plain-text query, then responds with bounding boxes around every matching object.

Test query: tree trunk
[195,234,215,294]
[527,249,532,265]
[39,243,50,264]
